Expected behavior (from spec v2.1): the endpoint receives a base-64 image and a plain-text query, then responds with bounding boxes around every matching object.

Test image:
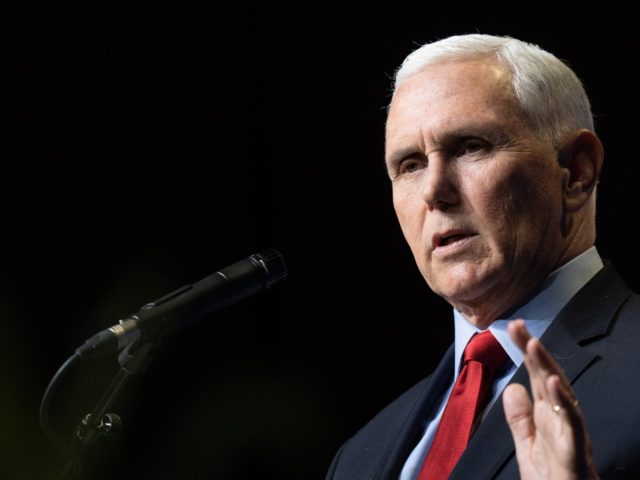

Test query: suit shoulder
[325,374,436,480]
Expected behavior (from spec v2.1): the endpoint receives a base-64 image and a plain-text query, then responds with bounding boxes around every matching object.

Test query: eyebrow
[385,123,511,169]
[385,146,419,168]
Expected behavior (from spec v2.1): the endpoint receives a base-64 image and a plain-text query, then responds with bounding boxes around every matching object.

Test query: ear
[558,129,604,213]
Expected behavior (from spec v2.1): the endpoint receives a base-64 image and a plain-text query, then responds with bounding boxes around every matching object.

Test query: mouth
[432,230,478,250]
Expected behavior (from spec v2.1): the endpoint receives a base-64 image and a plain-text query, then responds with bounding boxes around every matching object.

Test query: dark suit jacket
[325,262,640,479]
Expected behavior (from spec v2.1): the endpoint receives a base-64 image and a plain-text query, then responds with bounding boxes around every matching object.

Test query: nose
[421,156,459,211]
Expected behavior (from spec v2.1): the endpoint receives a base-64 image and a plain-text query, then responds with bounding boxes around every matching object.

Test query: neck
[451,243,594,329]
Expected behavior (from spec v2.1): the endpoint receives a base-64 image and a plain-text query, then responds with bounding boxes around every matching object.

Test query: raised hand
[502,319,599,480]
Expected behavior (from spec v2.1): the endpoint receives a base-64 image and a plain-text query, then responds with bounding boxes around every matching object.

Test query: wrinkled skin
[386,57,602,479]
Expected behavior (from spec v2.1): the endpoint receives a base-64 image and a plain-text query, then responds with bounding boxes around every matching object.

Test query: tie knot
[463,330,508,371]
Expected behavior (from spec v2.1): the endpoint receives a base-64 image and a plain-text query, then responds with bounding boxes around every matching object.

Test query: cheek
[393,189,426,250]
[393,189,415,229]
[479,168,562,252]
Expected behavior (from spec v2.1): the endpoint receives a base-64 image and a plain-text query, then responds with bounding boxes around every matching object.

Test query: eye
[399,159,425,175]
[456,139,488,157]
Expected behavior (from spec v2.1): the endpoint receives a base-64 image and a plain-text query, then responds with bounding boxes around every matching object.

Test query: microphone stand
[54,340,159,480]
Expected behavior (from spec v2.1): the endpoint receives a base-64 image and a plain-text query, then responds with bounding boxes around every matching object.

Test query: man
[325,34,640,479]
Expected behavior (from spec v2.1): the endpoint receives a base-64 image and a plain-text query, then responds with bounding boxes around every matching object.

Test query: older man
[326,34,640,479]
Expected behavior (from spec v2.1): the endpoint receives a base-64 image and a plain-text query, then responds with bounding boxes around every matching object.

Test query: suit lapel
[450,262,632,480]
[375,345,455,479]
[450,327,598,480]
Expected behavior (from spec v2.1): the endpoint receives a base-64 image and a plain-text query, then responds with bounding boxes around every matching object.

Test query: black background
[4,6,639,480]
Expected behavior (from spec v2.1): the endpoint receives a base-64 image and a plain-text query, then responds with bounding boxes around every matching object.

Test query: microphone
[76,249,287,360]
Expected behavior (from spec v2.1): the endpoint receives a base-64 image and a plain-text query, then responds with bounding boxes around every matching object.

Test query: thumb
[503,383,535,447]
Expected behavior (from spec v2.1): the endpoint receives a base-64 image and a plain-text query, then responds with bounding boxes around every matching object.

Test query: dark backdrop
[4,6,639,480]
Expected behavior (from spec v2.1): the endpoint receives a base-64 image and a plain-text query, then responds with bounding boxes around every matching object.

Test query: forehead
[385,58,526,148]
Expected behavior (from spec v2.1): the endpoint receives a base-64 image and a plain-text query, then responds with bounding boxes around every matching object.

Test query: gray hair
[392,34,594,147]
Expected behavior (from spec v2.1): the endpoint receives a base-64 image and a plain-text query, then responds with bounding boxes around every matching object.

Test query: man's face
[385,58,568,324]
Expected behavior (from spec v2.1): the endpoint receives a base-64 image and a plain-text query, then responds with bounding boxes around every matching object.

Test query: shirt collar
[452,246,603,375]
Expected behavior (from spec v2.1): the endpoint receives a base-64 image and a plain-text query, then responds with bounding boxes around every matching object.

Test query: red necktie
[418,330,508,480]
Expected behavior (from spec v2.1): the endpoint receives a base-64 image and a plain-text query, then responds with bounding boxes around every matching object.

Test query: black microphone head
[250,248,288,288]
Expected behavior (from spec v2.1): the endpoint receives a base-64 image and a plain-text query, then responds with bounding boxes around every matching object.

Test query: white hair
[392,34,594,147]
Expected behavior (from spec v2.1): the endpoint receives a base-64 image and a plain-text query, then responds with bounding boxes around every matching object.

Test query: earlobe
[559,130,604,213]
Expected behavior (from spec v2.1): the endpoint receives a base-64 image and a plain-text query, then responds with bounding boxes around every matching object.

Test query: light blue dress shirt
[399,247,604,480]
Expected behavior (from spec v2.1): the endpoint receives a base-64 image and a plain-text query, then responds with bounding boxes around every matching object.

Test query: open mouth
[433,231,477,250]
[439,234,469,247]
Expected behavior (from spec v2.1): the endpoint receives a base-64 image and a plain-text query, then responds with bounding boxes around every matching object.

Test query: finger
[503,384,534,463]
[547,375,582,432]
[527,335,571,387]
[524,337,553,402]
[546,375,597,476]
[525,333,579,407]
[509,320,551,402]
[510,319,573,404]
[503,383,535,443]
[507,318,530,353]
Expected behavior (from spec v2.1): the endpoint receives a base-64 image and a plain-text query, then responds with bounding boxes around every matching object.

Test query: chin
[426,262,501,306]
